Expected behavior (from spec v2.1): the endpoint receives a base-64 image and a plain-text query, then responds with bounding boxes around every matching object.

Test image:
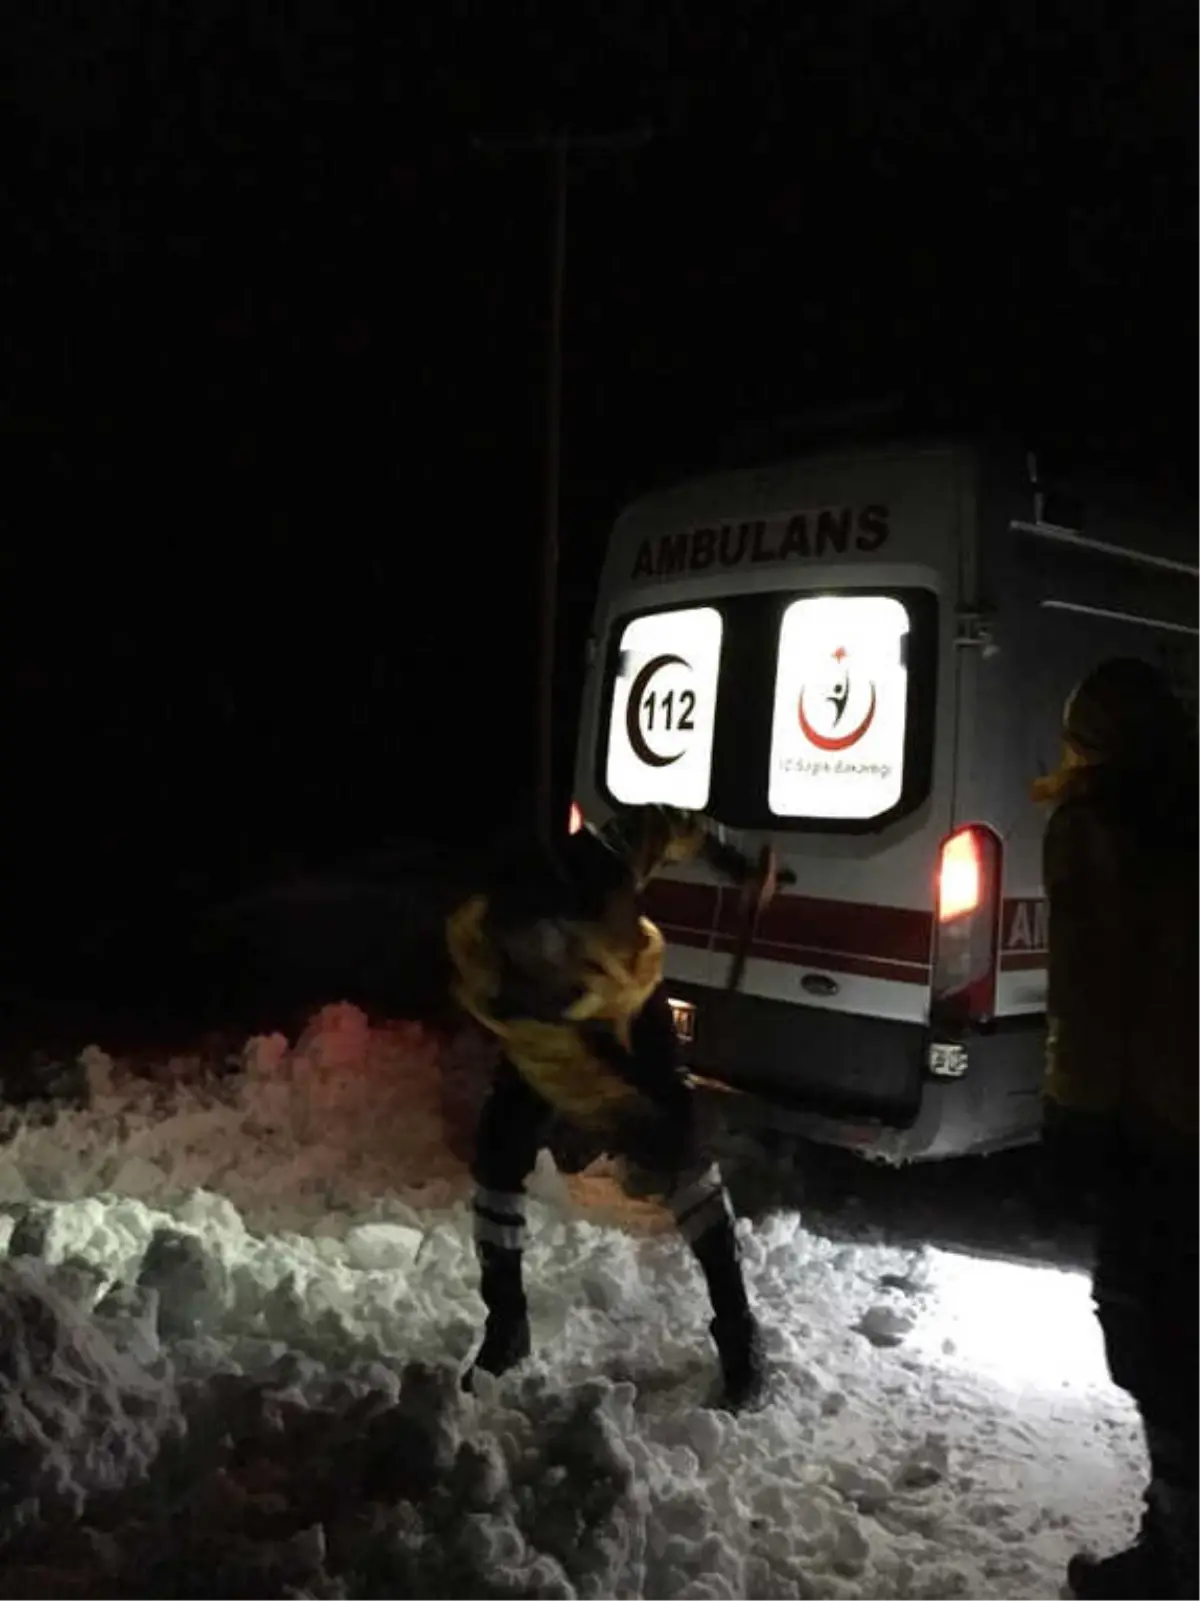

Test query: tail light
[931,824,1002,1028]
[938,829,983,922]
[567,801,584,836]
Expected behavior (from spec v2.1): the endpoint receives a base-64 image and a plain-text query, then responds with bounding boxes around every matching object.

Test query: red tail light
[931,824,1002,1027]
[937,828,983,922]
[567,801,584,836]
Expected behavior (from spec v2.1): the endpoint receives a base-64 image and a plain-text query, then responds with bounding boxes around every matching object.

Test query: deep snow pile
[0,1004,1145,1599]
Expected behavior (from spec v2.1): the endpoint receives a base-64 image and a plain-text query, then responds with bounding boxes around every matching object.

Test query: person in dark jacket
[446,805,784,1410]
[1034,657,1198,1600]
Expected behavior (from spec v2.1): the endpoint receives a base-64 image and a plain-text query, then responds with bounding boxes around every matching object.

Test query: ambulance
[569,435,1198,1160]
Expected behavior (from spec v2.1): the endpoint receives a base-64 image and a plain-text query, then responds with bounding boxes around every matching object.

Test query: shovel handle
[726,845,779,995]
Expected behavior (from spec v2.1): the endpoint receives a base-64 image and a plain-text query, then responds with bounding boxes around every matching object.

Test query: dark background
[0,1,1193,1024]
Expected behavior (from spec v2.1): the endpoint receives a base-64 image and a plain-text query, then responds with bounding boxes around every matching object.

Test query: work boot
[1156,1480,1197,1601]
[464,1238,531,1391]
[680,1183,769,1410]
[1067,1541,1169,1600]
[711,1312,769,1413]
[462,1309,531,1391]
[1068,1483,1197,1600]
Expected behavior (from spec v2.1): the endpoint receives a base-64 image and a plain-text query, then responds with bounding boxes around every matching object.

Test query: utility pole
[473,125,652,849]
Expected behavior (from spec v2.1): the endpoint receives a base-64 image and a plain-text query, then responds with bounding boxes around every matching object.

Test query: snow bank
[0,1005,1144,1598]
[0,1004,464,1231]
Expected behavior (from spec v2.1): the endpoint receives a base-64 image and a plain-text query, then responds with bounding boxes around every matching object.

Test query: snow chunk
[138,1228,229,1339]
[343,1222,424,1273]
[94,1281,163,1367]
[858,1302,917,1348]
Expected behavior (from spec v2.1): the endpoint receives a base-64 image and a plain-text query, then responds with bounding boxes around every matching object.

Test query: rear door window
[769,595,910,820]
[603,605,723,809]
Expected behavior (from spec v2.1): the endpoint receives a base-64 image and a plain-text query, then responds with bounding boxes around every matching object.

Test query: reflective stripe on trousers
[668,1162,734,1242]
[473,1186,527,1252]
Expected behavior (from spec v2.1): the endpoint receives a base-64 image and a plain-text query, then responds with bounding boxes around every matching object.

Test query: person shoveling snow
[447,805,785,1410]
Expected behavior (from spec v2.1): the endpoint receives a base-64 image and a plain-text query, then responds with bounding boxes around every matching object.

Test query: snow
[0,1002,1143,1598]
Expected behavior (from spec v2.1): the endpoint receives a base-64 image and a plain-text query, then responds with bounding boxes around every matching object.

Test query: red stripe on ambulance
[647,883,1052,985]
[644,880,934,984]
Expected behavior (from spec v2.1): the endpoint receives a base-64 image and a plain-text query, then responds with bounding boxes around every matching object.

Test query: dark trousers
[473,985,694,1192]
[1093,1144,1198,1567]
[470,985,751,1336]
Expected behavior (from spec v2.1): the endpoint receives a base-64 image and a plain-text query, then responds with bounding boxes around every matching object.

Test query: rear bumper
[668,982,1045,1162]
[668,981,926,1121]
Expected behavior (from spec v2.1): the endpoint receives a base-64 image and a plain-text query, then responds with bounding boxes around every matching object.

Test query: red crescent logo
[798,682,877,750]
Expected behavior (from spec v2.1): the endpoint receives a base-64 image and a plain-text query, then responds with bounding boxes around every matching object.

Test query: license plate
[667,996,696,1045]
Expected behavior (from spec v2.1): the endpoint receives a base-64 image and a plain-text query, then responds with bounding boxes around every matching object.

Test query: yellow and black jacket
[1041,760,1198,1154]
[446,808,749,1131]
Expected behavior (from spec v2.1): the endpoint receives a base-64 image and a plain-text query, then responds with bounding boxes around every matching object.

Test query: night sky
[0,1,1193,989]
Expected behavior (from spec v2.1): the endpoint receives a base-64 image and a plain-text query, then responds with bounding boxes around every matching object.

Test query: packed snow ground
[0,1004,1143,1599]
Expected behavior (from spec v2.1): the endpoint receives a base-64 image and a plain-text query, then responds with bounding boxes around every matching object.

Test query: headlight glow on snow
[913,1247,1113,1399]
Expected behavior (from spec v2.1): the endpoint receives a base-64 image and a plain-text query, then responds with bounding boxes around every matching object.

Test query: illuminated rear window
[604,606,723,809]
[769,595,911,820]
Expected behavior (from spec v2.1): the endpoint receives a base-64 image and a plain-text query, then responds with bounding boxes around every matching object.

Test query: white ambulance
[569,436,1198,1161]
